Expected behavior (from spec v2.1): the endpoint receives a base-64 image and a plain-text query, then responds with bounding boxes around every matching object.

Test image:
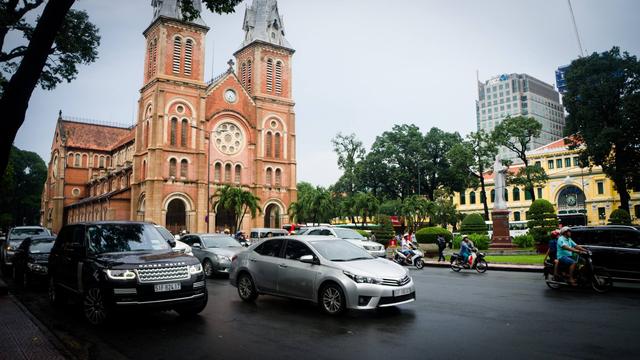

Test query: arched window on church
[170,118,177,146]
[274,133,281,159]
[99,156,105,168]
[266,58,273,93]
[266,168,273,186]
[214,163,221,182]
[275,169,282,187]
[265,132,272,157]
[172,36,182,74]
[246,60,252,92]
[181,119,188,147]
[224,164,232,183]
[180,159,188,178]
[241,62,247,87]
[74,154,81,167]
[141,160,147,180]
[82,154,88,167]
[275,61,283,95]
[169,159,177,178]
[184,39,193,75]
[235,164,241,184]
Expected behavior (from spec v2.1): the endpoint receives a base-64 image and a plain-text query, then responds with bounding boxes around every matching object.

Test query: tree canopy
[563,47,640,212]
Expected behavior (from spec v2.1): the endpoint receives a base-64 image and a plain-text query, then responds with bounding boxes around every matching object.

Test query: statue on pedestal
[493,154,508,210]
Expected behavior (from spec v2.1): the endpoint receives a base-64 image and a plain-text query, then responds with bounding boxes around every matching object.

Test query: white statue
[493,154,508,210]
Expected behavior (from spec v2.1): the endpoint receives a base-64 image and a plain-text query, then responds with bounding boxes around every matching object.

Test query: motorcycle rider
[544,230,560,279]
[400,234,416,262]
[459,236,472,268]
[557,226,586,286]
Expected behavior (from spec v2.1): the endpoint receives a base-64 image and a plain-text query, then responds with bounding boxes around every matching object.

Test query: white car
[299,227,386,257]
[153,225,193,256]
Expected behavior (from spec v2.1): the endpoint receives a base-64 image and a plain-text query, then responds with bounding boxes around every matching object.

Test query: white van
[249,228,289,244]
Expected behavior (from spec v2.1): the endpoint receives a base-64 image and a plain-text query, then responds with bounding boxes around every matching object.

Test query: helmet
[560,226,571,235]
[551,230,560,238]
[462,235,469,241]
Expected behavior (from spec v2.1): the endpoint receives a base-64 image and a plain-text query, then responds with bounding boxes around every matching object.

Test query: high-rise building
[555,65,570,94]
[476,73,565,159]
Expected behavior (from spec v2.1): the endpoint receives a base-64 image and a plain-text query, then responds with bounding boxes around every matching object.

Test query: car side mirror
[167,238,176,248]
[299,255,318,265]
[192,243,201,248]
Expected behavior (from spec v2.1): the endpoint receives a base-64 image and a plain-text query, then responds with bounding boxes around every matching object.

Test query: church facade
[40,0,297,234]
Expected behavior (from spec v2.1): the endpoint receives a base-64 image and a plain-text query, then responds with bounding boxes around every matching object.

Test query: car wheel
[237,273,258,302]
[203,259,214,278]
[48,277,66,307]
[319,283,345,315]
[176,291,208,317]
[83,287,110,325]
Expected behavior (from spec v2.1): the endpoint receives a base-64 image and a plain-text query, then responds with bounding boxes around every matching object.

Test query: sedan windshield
[10,228,48,240]
[29,239,55,253]
[202,236,242,248]
[87,224,170,254]
[310,240,373,262]
[332,228,365,240]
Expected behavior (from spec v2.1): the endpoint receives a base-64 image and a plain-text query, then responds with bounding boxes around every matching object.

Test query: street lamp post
[193,125,212,233]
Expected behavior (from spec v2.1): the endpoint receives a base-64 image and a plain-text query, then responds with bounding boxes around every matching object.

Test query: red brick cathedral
[40,0,297,234]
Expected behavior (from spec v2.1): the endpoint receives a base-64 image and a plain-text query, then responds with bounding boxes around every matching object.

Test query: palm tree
[402,195,433,232]
[353,192,380,227]
[212,185,262,232]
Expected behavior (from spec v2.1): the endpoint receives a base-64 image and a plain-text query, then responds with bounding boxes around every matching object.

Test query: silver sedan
[229,235,415,315]
[188,234,246,277]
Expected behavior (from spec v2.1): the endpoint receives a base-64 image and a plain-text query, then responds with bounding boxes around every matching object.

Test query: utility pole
[567,0,585,56]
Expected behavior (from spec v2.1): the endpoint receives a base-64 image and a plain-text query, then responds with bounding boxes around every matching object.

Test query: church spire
[240,0,292,51]
[150,0,207,27]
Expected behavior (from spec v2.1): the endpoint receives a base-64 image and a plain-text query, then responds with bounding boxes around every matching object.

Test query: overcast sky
[11,0,640,186]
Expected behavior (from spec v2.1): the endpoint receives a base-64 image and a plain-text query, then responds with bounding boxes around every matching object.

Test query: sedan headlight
[106,269,136,280]
[219,255,231,262]
[189,263,203,275]
[343,271,382,284]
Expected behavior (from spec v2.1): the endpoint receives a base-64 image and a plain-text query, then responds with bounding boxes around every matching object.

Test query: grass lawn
[484,254,545,265]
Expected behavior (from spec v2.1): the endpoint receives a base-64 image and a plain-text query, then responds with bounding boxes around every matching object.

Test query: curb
[423,261,543,273]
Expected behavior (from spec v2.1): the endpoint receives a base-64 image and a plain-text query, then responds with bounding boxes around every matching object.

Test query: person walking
[436,235,446,262]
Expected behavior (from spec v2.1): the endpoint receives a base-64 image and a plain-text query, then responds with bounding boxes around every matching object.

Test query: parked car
[153,224,193,256]
[1,226,50,271]
[569,225,640,288]
[249,228,289,243]
[229,235,415,315]
[298,226,386,257]
[181,234,246,277]
[48,222,208,325]
[12,235,56,288]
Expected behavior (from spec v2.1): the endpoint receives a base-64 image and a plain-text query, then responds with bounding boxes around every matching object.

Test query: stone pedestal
[491,209,515,249]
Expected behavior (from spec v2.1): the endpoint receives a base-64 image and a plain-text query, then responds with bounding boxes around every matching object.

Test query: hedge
[608,208,631,225]
[527,199,559,244]
[452,233,490,250]
[415,226,452,244]
[460,213,487,235]
[356,229,370,238]
[512,234,535,248]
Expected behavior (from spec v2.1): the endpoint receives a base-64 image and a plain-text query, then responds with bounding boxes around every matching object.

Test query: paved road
[10,268,640,360]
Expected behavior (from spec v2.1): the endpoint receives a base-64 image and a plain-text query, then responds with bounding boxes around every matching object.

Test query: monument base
[490,209,515,249]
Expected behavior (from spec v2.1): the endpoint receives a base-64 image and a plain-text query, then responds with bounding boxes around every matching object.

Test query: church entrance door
[166,198,186,234]
[264,204,281,229]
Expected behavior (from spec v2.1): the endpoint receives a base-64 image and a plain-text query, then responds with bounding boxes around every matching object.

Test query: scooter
[393,247,425,269]
[450,248,488,273]
[544,250,611,293]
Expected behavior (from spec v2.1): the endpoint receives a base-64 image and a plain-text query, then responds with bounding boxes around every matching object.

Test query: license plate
[393,287,413,297]
[154,283,181,292]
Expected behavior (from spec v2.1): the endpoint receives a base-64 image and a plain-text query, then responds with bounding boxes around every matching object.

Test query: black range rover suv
[570,225,640,286]
[48,222,207,325]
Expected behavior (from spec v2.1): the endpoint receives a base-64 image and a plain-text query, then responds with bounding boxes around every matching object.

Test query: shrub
[415,226,452,244]
[452,233,490,250]
[355,229,370,238]
[512,234,535,248]
[460,213,487,235]
[371,215,395,246]
[608,208,631,225]
[452,234,463,249]
[527,199,559,244]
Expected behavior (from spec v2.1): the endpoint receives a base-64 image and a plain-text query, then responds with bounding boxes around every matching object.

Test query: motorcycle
[544,250,612,293]
[450,248,488,273]
[393,247,425,269]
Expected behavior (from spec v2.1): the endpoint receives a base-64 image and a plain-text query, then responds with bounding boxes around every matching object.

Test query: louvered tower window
[152,40,158,74]
[275,61,282,95]
[172,36,182,74]
[265,132,272,157]
[241,62,247,87]
[169,159,177,177]
[266,168,272,186]
[235,165,241,184]
[275,169,282,187]
[274,133,281,159]
[180,159,188,178]
[266,59,273,93]
[225,164,232,183]
[246,60,252,92]
[184,39,193,75]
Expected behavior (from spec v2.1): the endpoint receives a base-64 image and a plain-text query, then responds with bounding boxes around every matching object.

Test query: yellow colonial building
[454,139,640,226]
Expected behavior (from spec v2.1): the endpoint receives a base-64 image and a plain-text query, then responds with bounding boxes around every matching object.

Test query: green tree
[422,128,470,201]
[430,195,459,229]
[331,133,365,195]
[0,146,47,230]
[492,116,548,201]
[0,0,242,177]
[212,185,261,232]
[465,130,498,220]
[378,199,403,216]
[526,199,559,245]
[401,195,432,232]
[460,213,487,235]
[371,215,395,246]
[352,192,379,227]
[563,47,640,212]
[287,182,334,225]
[608,208,631,225]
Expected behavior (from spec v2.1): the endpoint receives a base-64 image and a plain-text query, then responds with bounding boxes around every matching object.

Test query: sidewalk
[0,293,67,360]
[423,259,543,272]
